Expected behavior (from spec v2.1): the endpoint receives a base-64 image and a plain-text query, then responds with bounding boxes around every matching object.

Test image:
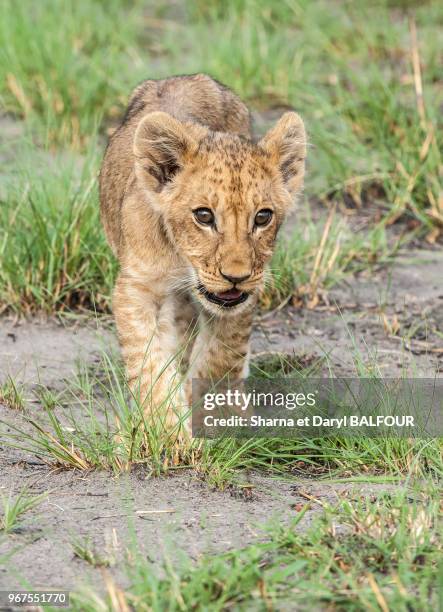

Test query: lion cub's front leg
[113,269,184,428]
[187,309,254,395]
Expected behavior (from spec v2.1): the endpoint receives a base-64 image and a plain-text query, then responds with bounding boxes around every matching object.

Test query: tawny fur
[99,73,306,429]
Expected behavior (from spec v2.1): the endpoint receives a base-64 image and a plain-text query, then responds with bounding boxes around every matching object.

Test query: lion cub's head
[133,111,306,315]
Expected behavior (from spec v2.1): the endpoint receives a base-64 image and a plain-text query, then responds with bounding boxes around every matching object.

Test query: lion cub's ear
[259,112,306,196]
[134,112,205,193]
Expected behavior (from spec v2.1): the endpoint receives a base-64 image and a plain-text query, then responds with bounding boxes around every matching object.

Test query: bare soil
[0,244,441,592]
[1,110,442,594]
[0,461,397,591]
[255,248,443,377]
[1,247,442,389]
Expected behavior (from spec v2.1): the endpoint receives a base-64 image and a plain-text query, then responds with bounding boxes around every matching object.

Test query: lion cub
[99,73,306,428]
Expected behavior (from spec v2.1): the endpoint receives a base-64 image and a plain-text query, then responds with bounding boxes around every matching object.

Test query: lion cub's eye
[254,209,273,227]
[193,207,215,226]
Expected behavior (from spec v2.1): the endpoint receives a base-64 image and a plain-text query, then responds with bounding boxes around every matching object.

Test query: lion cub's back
[124,73,251,135]
[99,73,251,255]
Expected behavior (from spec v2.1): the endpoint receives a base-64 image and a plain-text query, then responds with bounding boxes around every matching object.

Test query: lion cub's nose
[220,270,251,284]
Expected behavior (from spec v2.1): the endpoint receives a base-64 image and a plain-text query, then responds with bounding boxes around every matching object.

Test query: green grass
[178,0,443,227]
[1,351,441,489]
[0,0,147,148]
[70,487,441,610]
[0,326,440,610]
[262,206,402,310]
[0,146,117,313]
[72,536,113,568]
[0,351,193,473]
[0,0,442,312]
[0,147,400,312]
[0,2,441,607]
[0,376,25,410]
[0,487,46,534]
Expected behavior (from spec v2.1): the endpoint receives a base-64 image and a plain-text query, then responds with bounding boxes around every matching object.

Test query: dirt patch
[0,457,397,591]
[1,148,442,591]
[0,317,115,389]
[1,248,442,388]
[255,248,443,377]
[0,244,440,591]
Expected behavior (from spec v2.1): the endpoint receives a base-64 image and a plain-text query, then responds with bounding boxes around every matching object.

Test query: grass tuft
[0,376,26,410]
[0,488,46,534]
[0,146,116,313]
[1,350,441,488]
[261,205,403,310]
[72,537,113,568]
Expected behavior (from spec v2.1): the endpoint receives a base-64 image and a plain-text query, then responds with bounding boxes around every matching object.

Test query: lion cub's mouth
[197,285,249,308]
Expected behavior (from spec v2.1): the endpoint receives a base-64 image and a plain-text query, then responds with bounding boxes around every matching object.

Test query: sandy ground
[1,247,442,389]
[1,111,442,594]
[0,244,441,591]
[0,462,397,592]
